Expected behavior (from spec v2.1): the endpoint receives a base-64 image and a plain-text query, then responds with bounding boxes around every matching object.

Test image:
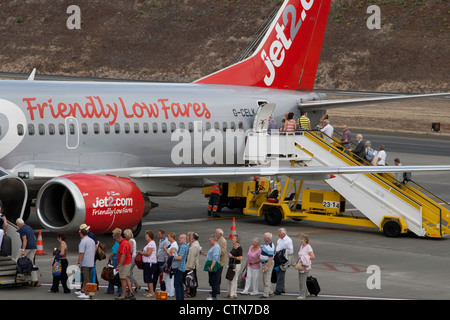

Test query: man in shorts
[113,228,135,300]
[77,227,96,299]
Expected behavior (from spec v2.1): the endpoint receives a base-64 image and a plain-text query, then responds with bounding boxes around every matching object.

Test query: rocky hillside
[0,0,448,93]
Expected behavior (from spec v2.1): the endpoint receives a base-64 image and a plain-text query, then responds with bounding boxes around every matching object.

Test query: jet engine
[36,173,151,235]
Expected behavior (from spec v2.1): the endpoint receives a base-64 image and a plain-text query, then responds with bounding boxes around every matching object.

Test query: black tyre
[383,220,401,237]
[264,207,283,226]
[132,220,142,237]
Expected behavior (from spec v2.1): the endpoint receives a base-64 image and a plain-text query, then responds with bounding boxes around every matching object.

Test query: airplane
[0,0,448,235]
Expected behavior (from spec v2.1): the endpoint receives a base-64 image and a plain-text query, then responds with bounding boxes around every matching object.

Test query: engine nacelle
[36,173,150,234]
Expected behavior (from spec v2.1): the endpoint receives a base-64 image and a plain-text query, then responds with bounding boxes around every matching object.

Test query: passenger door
[65,117,79,149]
[252,102,276,132]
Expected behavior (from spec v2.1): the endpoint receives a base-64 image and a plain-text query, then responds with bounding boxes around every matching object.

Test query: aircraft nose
[0,99,27,160]
[0,112,9,138]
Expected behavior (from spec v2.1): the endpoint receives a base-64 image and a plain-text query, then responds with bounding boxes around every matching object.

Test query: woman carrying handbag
[225,234,242,299]
[297,234,315,299]
[49,233,71,293]
[240,237,261,296]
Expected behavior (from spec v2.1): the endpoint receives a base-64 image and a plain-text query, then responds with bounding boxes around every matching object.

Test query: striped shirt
[260,241,274,263]
[298,115,310,130]
[284,119,296,132]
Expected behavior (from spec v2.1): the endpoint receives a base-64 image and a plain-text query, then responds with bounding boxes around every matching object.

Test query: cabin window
[104,123,110,134]
[161,123,167,133]
[124,123,130,134]
[134,123,140,134]
[49,124,55,135]
[69,123,76,135]
[58,123,65,135]
[17,124,24,136]
[94,123,100,134]
[143,122,149,134]
[170,122,176,133]
[38,124,45,135]
[152,122,158,133]
[81,123,88,135]
[28,124,35,136]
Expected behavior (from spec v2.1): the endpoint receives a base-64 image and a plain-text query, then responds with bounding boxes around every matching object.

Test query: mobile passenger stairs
[0,223,33,286]
[0,170,32,287]
[243,105,450,238]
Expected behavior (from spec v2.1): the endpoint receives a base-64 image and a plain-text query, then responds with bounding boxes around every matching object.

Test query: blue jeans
[174,269,185,300]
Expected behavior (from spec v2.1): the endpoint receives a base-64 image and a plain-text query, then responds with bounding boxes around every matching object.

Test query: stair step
[0,276,29,286]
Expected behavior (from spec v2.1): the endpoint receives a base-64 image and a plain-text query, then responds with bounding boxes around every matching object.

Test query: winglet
[27,68,36,81]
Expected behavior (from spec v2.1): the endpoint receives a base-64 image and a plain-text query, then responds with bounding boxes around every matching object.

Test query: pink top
[143,240,157,264]
[284,119,296,132]
[298,244,313,273]
[247,246,261,269]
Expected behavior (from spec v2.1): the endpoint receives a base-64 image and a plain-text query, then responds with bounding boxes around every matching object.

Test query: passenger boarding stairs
[0,169,31,286]
[0,223,32,286]
[244,130,450,238]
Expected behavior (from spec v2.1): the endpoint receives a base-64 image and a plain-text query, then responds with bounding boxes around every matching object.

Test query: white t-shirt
[321,124,334,143]
[377,150,386,165]
[129,238,137,259]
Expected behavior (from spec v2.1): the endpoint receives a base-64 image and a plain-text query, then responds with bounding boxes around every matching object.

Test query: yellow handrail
[302,130,449,236]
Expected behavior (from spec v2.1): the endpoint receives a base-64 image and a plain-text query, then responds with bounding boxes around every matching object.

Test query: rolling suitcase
[306,275,321,296]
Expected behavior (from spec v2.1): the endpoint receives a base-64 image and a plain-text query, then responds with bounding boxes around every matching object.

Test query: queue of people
[39,223,317,301]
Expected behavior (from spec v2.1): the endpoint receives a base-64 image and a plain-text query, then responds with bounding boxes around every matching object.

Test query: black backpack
[16,256,34,274]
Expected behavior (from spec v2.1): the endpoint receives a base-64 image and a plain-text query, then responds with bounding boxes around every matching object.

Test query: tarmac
[0,130,449,312]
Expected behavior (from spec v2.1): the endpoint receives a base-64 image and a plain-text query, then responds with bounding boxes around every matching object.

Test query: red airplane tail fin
[195,0,331,91]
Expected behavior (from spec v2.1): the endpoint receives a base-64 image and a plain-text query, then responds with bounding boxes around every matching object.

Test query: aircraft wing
[298,92,450,111]
[129,164,450,183]
[12,161,450,192]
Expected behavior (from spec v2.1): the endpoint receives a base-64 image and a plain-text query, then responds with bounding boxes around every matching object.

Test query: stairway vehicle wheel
[383,220,401,237]
[265,207,283,226]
